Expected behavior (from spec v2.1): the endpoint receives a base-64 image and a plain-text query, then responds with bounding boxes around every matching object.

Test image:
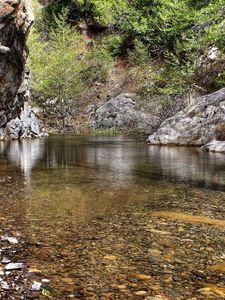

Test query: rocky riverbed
[1,185,225,299]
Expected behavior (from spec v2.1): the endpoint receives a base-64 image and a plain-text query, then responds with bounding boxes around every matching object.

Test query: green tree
[29,8,86,127]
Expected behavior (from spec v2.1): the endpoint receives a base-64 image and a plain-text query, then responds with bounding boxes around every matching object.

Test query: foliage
[29,7,113,126]
[29,8,85,99]
[29,0,225,130]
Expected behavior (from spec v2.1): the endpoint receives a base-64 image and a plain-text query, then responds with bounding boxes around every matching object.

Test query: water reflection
[0,135,224,190]
[145,145,225,190]
[0,139,44,178]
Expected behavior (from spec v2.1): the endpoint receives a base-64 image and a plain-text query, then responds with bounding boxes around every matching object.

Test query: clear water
[0,135,225,298]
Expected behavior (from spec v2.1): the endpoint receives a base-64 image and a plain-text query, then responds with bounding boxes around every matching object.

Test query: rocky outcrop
[0,0,45,140]
[202,140,225,154]
[148,88,225,145]
[89,93,159,132]
[5,103,47,139]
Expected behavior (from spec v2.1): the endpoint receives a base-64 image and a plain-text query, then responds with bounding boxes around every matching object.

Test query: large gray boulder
[5,103,47,140]
[89,93,159,132]
[148,88,225,145]
[202,140,225,153]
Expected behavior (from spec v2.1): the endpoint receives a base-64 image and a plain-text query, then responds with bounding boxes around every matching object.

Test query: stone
[148,88,225,145]
[6,102,47,139]
[134,274,152,280]
[117,285,126,289]
[1,258,11,264]
[202,140,225,154]
[61,277,74,284]
[135,291,147,296]
[169,290,180,297]
[28,267,42,273]
[88,93,159,133]
[5,263,24,270]
[31,281,42,291]
[1,236,18,244]
[1,281,9,290]
[148,249,162,257]
[207,47,219,61]
[103,255,117,261]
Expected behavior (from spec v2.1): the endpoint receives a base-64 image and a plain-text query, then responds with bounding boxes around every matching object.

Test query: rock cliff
[0,0,46,139]
[148,88,225,145]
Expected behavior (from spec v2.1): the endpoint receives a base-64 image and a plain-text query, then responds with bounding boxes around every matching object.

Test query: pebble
[103,255,117,260]
[135,274,151,280]
[5,263,24,270]
[169,290,180,297]
[1,281,9,290]
[135,291,147,296]
[31,281,42,291]
[1,236,18,244]
[117,285,126,289]
[1,258,11,264]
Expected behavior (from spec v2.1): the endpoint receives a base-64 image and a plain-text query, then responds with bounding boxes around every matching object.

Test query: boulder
[148,88,225,145]
[202,140,225,154]
[88,93,159,132]
[5,103,47,140]
[0,0,34,139]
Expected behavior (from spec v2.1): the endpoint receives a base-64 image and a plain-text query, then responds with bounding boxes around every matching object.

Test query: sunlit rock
[202,140,225,153]
[148,88,225,145]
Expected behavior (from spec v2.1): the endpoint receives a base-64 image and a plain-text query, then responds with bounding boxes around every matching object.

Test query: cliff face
[0,0,33,139]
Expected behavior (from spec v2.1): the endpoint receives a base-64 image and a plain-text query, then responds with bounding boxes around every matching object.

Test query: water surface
[0,135,225,299]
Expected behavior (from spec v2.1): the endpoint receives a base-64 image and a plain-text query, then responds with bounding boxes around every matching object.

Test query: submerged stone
[31,281,42,291]
[5,263,24,270]
[1,236,18,244]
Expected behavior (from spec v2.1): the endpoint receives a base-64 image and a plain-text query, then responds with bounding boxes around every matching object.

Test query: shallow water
[0,135,225,299]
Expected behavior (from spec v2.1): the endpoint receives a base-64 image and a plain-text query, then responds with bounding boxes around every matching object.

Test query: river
[0,135,225,299]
